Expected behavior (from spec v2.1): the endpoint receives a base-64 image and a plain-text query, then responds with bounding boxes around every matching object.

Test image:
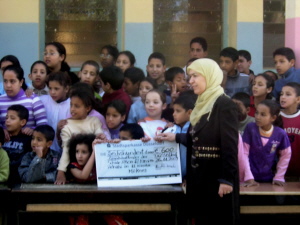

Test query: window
[153,0,223,68]
[45,0,118,68]
[263,0,285,68]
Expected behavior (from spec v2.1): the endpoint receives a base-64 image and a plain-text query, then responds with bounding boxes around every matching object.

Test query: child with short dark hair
[238,50,255,83]
[67,133,97,183]
[189,36,208,59]
[28,60,50,96]
[18,125,61,183]
[40,71,71,153]
[146,52,167,93]
[127,77,157,123]
[0,127,9,183]
[219,47,250,97]
[100,66,132,116]
[162,67,188,122]
[119,123,144,140]
[280,82,300,179]
[105,100,127,139]
[232,92,255,134]
[78,60,101,100]
[123,67,145,103]
[158,90,197,178]
[272,47,300,100]
[2,105,32,185]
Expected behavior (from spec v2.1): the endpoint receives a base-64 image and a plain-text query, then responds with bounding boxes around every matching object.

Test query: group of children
[0,37,300,191]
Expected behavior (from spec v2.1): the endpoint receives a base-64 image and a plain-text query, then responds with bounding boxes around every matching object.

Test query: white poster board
[95,140,182,187]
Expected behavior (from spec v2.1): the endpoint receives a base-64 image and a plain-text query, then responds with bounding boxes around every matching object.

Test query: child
[219,47,250,97]
[100,44,119,69]
[249,73,274,117]
[18,125,61,183]
[138,89,168,138]
[272,47,300,100]
[119,123,144,140]
[146,52,167,93]
[2,105,32,185]
[40,71,71,153]
[127,77,157,123]
[280,82,300,179]
[0,66,48,139]
[232,92,255,134]
[0,127,9,183]
[0,55,22,95]
[44,41,79,84]
[157,90,197,179]
[67,133,97,183]
[99,66,132,116]
[68,82,111,140]
[115,50,136,73]
[123,67,145,103]
[105,100,126,139]
[162,67,188,121]
[238,50,255,83]
[242,99,291,186]
[78,60,101,100]
[189,36,208,59]
[28,60,49,96]
[264,70,278,81]
[55,86,104,185]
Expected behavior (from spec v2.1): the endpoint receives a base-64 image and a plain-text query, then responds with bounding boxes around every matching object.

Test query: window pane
[263,0,285,68]
[154,0,223,68]
[45,0,117,68]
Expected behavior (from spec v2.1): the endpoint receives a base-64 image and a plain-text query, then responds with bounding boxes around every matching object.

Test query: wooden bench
[240,182,300,214]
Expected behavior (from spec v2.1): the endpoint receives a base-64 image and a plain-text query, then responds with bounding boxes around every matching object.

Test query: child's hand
[243,179,259,187]
[272,180,285,186]
[109,139,122,143]
[54,170,67,185]
[141,137,151,142]
[171,83,180,103]
[96,133,107,141]
[155,133,176,142]
[57,119,68,131]
[3,129,10,142]
[165,122,175,128]
[22,127,34,136]
[33,146,46,158]
[25,88,34,97]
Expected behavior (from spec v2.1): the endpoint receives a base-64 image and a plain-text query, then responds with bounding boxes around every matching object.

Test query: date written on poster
[95,140,181,187]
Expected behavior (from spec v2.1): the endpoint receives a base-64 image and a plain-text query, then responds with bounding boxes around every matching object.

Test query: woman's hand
[155,133,176,142]
[218,183,233,198]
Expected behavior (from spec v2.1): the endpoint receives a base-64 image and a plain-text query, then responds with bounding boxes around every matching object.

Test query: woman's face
[188,69,207,95]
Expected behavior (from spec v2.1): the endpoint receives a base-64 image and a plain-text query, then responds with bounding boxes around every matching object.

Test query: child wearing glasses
[43,41,79,85]
[99,44,119,69]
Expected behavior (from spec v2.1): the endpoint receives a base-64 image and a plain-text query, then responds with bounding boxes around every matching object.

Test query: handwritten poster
[95,140,182,187]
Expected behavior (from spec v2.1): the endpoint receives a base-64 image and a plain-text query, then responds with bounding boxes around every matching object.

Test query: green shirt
[0,148,9,182]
